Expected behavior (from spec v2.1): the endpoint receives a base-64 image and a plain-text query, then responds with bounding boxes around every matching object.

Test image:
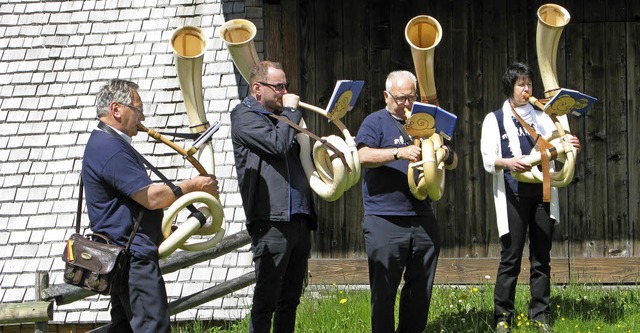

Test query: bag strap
[509,103,555,203]
[75,176,84,234]
[75,174,142,250]
[96,121,207,226]
[390,113,413,144]
[97,122,181,194]
[268,113,352,173]
[124,210,143,251]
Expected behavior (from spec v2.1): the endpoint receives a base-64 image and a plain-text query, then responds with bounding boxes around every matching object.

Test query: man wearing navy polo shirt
[82,79,219,333]
[355,70,457,333]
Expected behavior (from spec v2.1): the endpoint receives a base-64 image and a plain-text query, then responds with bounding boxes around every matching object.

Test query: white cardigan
[480,100,560,237]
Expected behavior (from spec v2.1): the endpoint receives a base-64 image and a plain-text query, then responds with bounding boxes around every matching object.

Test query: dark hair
[501,62,534,98]
[249,61,283,84]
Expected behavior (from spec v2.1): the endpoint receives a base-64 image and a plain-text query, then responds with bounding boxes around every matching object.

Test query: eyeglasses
[386,91,417,104]
[118,102,144,114]
[258,81,289,92]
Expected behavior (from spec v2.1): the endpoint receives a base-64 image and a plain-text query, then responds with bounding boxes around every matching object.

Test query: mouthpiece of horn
[523,92,546,111]
[404,107,411,119]
[137,123,163,140]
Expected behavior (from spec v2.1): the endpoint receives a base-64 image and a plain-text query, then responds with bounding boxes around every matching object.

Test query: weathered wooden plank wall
[262,0,640,262]
[628,2,640,257]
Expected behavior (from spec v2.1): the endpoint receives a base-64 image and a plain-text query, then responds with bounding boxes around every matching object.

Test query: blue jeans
[247,216,312,333]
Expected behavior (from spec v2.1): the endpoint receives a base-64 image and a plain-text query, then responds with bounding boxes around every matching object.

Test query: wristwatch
[392,147,399,160]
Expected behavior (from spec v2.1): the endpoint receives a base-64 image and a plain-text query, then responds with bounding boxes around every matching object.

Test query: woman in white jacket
[480,63,580,333]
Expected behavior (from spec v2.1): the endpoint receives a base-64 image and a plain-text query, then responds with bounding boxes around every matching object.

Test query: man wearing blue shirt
[82,79,219,333]
[355,70,456,333]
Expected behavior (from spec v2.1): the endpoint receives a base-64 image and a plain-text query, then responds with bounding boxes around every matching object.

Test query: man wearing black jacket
[230,60,316,333]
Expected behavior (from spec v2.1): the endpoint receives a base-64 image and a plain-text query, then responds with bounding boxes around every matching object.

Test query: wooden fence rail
[0,302,53,325]
[307,257,640,285]
[44,230,251,305]
[87,272,256,333]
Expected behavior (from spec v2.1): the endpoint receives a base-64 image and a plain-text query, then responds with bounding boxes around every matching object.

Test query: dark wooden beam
[308,257,640,285]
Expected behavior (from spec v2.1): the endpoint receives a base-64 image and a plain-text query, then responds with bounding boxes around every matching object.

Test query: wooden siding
[261,0,640,263]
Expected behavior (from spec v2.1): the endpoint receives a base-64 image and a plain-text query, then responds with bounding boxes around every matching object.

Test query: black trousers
[247,217,311,333]
[109,255,170,333]
[363,214,441,333]
[494,194,554,326]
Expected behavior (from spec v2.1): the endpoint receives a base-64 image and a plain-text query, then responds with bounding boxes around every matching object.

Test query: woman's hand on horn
[503,156,532,173]
[569,135,581,154]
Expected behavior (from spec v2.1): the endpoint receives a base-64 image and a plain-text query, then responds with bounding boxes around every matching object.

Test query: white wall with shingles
[0,0,263,324]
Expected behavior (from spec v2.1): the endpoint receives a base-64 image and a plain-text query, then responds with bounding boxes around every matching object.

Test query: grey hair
[95,79,139,118]
[385,70,417,91]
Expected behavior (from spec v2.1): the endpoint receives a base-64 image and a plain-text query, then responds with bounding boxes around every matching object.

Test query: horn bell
[536,4,571,99]
[405,15,442,105]
[219,19,260,83]
[171,26,209,134]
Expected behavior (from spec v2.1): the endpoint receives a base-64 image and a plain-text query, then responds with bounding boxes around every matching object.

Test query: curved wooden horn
[152,26,226,258]
[220,19,360,201]
[515,4,576,188]
[404,15,452,201]
[537,3,571,132]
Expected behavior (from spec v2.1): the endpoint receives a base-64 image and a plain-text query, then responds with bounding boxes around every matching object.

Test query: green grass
[172,283,640,332]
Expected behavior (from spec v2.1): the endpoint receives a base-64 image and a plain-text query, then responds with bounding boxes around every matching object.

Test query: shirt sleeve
[355,114,382,148]
[102,146,152,197]
[480,112,500,174]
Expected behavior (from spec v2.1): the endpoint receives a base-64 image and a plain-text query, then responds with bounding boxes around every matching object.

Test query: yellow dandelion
[339,298,347,304]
